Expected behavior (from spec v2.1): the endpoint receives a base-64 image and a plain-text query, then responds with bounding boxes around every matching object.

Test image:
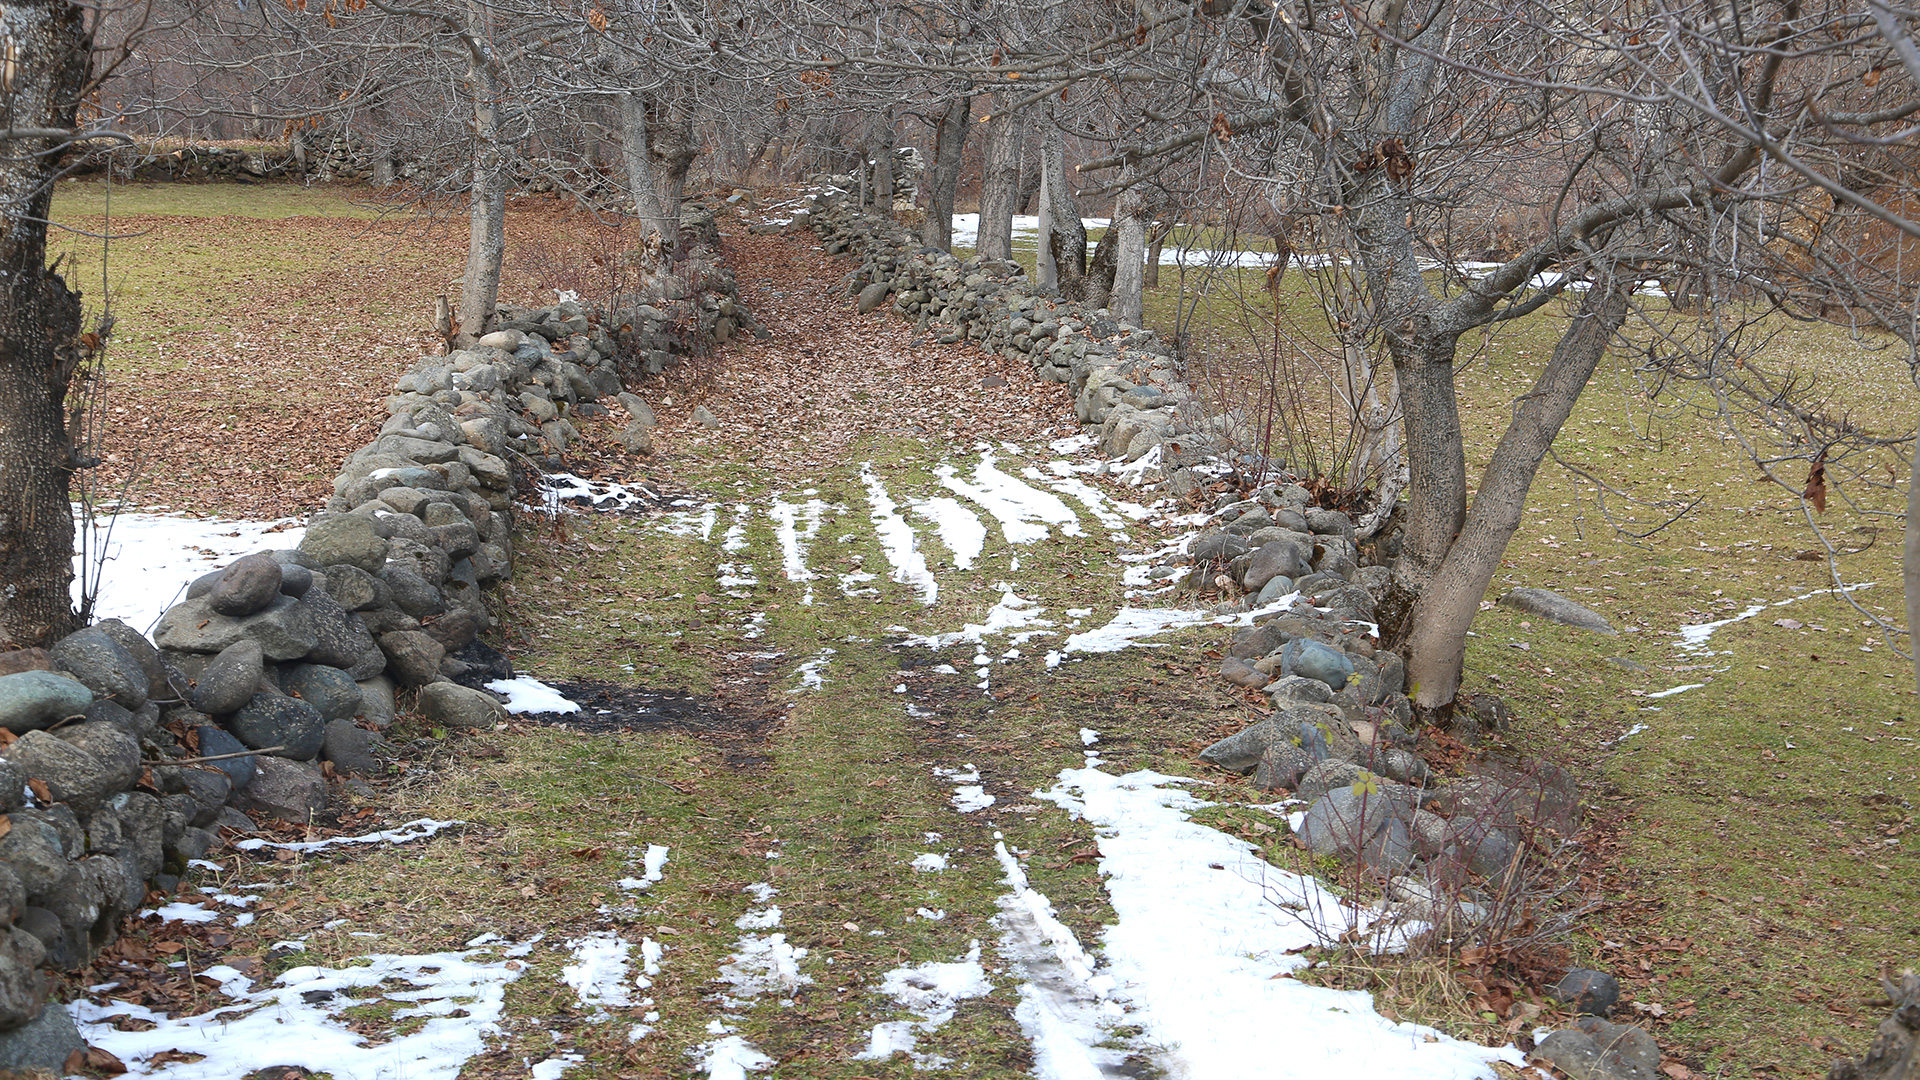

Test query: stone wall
[0,211,750,1065]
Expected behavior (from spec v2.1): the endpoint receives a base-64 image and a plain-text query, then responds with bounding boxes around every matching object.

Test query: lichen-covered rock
[208,552,284,617]
[2,731,123,814]
[417,681,507,729]
[154,595,318,660]
[231,756,327,823]
[191,639,266,716]
[0,671,93,734]
[283,663,363,721]
[48,627,148,711]
[228,692,327,761]
[300,513,391,574]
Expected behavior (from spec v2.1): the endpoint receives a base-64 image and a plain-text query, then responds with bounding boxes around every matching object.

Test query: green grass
[53,177,396,220]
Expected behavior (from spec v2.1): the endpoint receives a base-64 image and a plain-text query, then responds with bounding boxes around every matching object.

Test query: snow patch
[233,819,463,855]
[485,676,579,715]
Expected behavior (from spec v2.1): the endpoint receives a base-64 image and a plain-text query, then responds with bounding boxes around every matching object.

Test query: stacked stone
[806,194,1203,488]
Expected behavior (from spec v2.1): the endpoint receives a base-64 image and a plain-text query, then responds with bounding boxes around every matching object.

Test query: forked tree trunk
[1109,186,1149,325]
[620,92,698,261]
[919,94,971,251]
[1082,225,1120,308]
[1401,272,1631,712]
[1144,219,1172,288]
[458,1,507,340]
[0,0,90,649]
[976,97,1023,261]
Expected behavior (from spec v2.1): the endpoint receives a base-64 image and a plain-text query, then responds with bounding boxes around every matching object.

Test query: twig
[158,745,287,766]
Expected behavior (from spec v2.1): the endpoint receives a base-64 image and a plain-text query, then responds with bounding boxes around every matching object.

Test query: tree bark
[0,0,91,649]
[620,91,698,261]
[975,96,1023,261]
[1143,219,1171,288]
[1402,272,1632,712]
[869,112,895,218]
[457,0,507,340]
[919,93,971,251]
[1109,185,1149,325]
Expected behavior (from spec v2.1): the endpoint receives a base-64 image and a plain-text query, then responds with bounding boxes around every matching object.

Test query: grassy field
[48,181,1917,1077]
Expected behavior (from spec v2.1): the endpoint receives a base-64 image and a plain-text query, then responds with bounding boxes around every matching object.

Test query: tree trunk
[458,3,507,340]
[1109,186,1149,325]
[1144,218,1172,288]
[1082,224,1120,308]
[975,97,1022,261]
[1036,123,1086,295]
[0,0,91,649]
[919,93,971,251]
[1402,272,1632,713]
[869,112,895,218]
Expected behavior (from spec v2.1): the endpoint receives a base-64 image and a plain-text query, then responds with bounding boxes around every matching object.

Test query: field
[47,179,1920,1078]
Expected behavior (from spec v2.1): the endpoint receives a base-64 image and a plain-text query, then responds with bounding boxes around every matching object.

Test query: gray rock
[1254,574,1296,606]
[91,619,166,693]
[1369,747,1430,786]
[857,281,892,312]
[175,767,231,824]
[1199,720,1292,774]
[1189,532,1249,565]
[228,692,327,760]
[356,676,397,728]
[300,514,391,574]
[208,553,284,617]
[283,663,363,721]
[298,586,376,669]
[0,760,20,812]
[1296,783,1417,876]
[191,639,265,715]
[193,724,256,789]
[0,863,21,923]
[1228,622,1285,660]
[1251,742,1314,791]
[1305,508,1354,539]
[49,626,148,710]
[1297,759,1381,803]
[320,563,388,611]
[1498,587,1616,634]
[50,722,140,793]
[1553,968,1622,1017]
[617,392,656,428]
[1242,541,1308,593]
[2,730,122,813]
[417,681,508,729]
[1265,674,1334,705]
[1281,638,1355,690]
[344,642,387,682]
[620,420,656,455]
[0,815,68,895]
[322,719,381,777]
[0,671,92,733]
[693,404,720,429]
[1531,1018,1659,1080]
[1219,657,1266,689]
[382,566,446,618]
[277,560,315,598]
[0,988,82,1072]
[380,631,446,686]
[153,595,318,661]
[231,756,326,823]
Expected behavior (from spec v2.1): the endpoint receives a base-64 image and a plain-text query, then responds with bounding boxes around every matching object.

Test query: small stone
[193,724,256,789]
[476,328,526,351]
[356,675,397,728]
[49,626,148,710]
[0,671,92,733]
[227,692,327,760]
[1264,674,1334,705]
[231,756,326,824]
[299,514,391,574]
[191,639,265,716]
[207,553,284,617]
[381,567,446,618]
[0,815,68,894]
[621,420,655,455]
[1242,540,1308,593]
[320,564,387,611]
[1251,742,1314,791]
[1218,657,1266,689]
[857,281,892,312]
[1531,1018,1659,1080]
[416,681,507,729]
[617,392,657,428]
[1552,968,1621,1017]
[692,404,720,430]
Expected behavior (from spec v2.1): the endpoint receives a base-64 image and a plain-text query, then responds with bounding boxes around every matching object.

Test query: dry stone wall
[0,211,750,1068]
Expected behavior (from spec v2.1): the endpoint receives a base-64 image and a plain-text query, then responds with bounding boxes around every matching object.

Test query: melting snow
[938,451,1083,544]
[564,933,640,1009]
[74,512,304,635]
[233,819,463,855]
[862,465,940,605]
[912,496,989,569]
[486,676,579,715]
[770,498,829,604]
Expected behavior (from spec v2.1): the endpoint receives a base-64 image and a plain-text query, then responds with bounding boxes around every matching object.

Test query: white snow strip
[1038,767,1526,1078]
[893,586,1055,650]
[564,932,639,1008]
[1645,683,1705,699]
[642,844,669,883]
[718,935,811,1001]
[74,512,305,635]
[485,676,579,715]
[736,906,783,930]
[1061,595,1298,656]
[855,941,993,1067]
[953,786,996,813]
[862,465,939,605]
[72,938,527,1080]
[790,648,834,693]
[1032,466,1155,530]
[1676,582,1874,652]
[142,902,219,925]
[531,1054,585,1080]
[698,1035,774,1080]
[538,472,663,514]
[233,819,463,855]
[938,451,1084,544]
[770,498,829,605]
[912,853,950,872]
[912,496,989,570]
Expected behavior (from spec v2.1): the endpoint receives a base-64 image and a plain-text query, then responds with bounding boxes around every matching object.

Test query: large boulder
[154,595,318,660]
[2,731,125,813]
[48,627,148,710]
[299,514,391,574]
[231,756,326,823]
[1295,783,1417,877]
[227,692,327,761]
[0,671,92,734]
[416,682,507,729]
[207,552,284,617]
[1498,587,1616,634]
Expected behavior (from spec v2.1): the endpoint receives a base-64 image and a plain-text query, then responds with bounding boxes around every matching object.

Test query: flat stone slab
[1497,587,1615,634]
